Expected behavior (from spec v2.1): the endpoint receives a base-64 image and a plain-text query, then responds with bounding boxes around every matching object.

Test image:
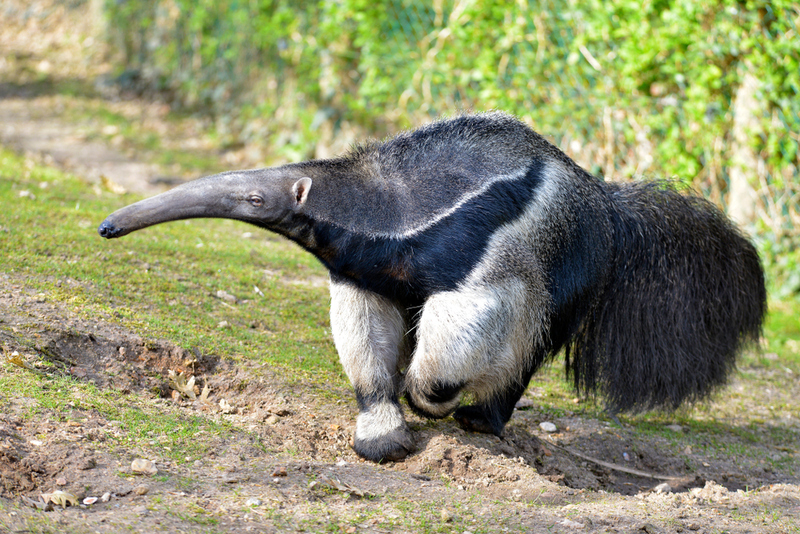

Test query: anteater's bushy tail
[567,182,767,413]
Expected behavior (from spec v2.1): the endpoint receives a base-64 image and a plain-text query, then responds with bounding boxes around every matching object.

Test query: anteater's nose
[98,220,122,238]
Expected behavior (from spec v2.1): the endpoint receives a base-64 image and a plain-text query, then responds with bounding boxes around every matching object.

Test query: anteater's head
[98,169,312,239]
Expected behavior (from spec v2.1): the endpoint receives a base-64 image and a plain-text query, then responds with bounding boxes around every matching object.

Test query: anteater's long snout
[96,173,243,239]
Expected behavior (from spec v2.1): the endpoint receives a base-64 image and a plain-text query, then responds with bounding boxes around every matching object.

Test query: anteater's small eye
[249,195,264,207]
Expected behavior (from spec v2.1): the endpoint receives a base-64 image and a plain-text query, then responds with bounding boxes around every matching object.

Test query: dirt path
[0,96,167,195]
[1,2,798,533]
[0,0,168,196]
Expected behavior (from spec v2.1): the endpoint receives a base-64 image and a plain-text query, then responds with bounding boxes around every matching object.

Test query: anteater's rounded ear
[291,177,312,210]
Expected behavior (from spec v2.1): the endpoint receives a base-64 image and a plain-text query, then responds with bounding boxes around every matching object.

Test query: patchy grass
[0,362,247,465]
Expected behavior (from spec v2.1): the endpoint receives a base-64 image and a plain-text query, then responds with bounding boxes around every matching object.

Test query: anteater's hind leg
[329,276,414,462]
[405,278,548,437]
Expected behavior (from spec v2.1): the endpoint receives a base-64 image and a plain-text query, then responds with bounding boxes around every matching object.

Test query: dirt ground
[1,1,799,532]
[1,277,798,533]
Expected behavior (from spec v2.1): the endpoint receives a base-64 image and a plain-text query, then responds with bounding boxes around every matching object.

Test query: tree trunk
[728,69,762,227]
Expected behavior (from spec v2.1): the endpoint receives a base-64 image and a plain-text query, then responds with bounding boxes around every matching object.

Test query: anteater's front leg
[405,279,547,437]
[329,276,414,462]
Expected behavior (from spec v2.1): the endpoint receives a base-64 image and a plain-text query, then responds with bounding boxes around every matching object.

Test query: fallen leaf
[100,174,126,194]
[168,370,197,400]
[21,495,50,510]
[199,384,211,404]
[41,490,78,508]
[3,346,34,370]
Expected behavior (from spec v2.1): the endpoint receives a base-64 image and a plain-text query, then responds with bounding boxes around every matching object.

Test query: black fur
[566,182,766,412]
[406,380,467,419]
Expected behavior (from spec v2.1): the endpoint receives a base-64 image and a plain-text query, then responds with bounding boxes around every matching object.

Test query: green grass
[759,299,800,370]
[0,147,345,386]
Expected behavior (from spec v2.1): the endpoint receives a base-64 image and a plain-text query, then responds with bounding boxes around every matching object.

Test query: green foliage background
[103,0,799,292]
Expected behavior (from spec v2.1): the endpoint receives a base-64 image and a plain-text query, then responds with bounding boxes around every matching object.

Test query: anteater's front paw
[352,402,416,462]
[353,428,416,462]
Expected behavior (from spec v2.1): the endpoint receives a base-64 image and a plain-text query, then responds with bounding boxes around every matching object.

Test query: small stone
[666,424,683,433]
[270,466,287,477]
[245,497,261,507]
[215,290,237,302]
[441,508,453,522]
[223,474,242,484]
[654,482,672,494]
[56,477,67,486]
[131,458,158,476]
[559,518,585,529]
[217,320,230,329]
[539,421,558,433]
[514,397,535,409]
[100,492,111,503]
[78,457,97,470]
[265,414,280,425]
[134,485,149,496]
[30,440,43,447]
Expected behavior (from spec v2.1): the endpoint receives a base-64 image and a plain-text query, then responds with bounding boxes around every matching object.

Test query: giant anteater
[99,112,766,462]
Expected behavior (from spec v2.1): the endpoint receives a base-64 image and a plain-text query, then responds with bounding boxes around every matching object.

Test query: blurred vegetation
[102,0,799,293]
